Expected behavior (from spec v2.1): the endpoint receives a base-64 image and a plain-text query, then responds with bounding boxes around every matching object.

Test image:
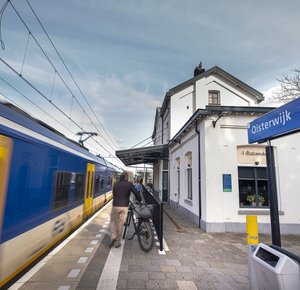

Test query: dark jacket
[112,180,141,207]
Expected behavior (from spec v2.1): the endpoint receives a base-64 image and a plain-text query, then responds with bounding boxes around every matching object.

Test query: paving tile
[194,260,210,267]
[194,281,216,290]
[213,282,235,290]
[126,279,146,289]
[19,202,299,290]
[150,257,167,265]
[143,264,161,272]
[175,265,192,273]
[214,274,236,283]
[116,279,127,289]
[231,275,249,283]
[181,272,196,281]
[160,265,177,272]
[148,271,166,280]
[165,272,184,280]
[146,280,162,289]
[165,258,181,266]
[130,271,149,280]
[221,268,240,276]
[177,280,197,290]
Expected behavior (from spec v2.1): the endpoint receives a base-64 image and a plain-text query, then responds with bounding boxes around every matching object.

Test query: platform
[7,201,300,290]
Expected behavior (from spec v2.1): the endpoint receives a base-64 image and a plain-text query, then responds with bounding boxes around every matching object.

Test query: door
[0,135,12,239]
[84,163,95,217]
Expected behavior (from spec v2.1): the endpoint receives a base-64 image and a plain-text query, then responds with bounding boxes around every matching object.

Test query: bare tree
[270,68,300,103]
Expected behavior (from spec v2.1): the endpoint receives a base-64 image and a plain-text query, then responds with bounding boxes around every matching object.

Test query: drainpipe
[161,116,164,144]
[195,118,202,228]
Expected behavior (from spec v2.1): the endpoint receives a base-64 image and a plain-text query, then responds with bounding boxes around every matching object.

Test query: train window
[94,174,101,195]
[90,172,94,197]
[74,173,85,202]
[101,176,105,189]
[53,172,72,209]
[107,176,111,186]
[86,171,90,198]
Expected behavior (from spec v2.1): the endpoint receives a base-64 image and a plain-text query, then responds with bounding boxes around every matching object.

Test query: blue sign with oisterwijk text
[248,97,300,144]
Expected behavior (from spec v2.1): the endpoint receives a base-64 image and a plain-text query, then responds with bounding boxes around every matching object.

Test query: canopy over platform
[116,145,169,166]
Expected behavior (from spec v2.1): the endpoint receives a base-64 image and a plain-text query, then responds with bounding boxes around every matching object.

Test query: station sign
[248,97,300,143]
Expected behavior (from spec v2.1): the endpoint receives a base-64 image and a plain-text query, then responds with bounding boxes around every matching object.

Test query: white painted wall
[169,129,199,218]
[156,69,300,233]
[170,86,194,139]
[195,75,258,109]
[169,113,300,233]
[272,132,300,225]
[170,74,260,139]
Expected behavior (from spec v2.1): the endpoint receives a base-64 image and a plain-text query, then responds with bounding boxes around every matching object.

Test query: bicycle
[122,200,154,252]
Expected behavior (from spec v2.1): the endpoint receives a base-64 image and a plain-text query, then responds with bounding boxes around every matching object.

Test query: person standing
[109,171,141,248]
[135,177,143,192]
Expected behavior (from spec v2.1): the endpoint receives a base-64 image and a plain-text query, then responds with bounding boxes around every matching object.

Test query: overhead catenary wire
[25,0,118,150]
[130,123,169,148]
[0,0,9,49]
[1,0,159,164]
[8,0,115,149]
[0,77,106,155]
[0,56,114,158]
[0,0,119,160]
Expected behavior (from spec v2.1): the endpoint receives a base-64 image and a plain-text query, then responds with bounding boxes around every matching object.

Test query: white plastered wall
[169,129,199,219]
[170,74,259,140]
[195,75,259,109]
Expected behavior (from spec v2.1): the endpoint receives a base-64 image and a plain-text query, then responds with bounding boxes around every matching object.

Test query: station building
[117,64,300,234]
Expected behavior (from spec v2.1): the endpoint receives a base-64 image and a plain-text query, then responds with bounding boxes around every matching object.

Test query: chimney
[194,61,205,77]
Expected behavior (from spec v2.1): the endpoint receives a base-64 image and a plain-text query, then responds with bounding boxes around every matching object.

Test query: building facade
[152,64,300,234]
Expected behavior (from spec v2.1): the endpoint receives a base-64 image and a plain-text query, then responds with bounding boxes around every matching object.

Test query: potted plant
[258,195,265,206]
[246,194,256,206]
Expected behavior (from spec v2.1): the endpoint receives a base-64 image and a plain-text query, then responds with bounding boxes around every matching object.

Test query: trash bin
[252,243,300,290]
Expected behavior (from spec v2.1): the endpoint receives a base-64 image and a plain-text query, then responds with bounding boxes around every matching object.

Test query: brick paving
[118,204,300,289]
[13,201,300,290]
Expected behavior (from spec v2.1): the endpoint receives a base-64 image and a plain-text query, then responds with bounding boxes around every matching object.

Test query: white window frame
[208,90,220,105]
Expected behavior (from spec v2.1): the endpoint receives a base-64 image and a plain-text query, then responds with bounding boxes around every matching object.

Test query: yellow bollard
[246,215,259,245]
[246,216,259,290]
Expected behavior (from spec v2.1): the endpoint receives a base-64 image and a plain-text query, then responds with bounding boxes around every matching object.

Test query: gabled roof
[160,66,264,116]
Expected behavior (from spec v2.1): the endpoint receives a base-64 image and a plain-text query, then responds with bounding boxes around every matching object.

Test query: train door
[0,135,12,239]
[84,163,95,218]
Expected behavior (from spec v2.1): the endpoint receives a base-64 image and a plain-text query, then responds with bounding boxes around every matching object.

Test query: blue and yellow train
[0,101,120,287]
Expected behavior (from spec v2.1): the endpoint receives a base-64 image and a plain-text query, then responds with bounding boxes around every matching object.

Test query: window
[53,172,72,209]
[162,159,169,202]
[74,173,85,202]
[175,158,180,201]
[238,167,269,207]
[163,159,168,170]
[101,176,105,189]
[187,167,192,200]
[107,176,111,186]
[208,90,220,105]
[94,173,101,196]
[185,152,192,200]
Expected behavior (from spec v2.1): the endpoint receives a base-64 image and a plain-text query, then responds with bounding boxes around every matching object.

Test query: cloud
[2,0,300,152]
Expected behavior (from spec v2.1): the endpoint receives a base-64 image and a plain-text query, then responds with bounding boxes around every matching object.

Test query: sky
[0,0,299,167]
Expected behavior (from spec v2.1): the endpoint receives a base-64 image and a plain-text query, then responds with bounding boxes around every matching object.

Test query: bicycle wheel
[122,211,131,239]
[137,219,154,252]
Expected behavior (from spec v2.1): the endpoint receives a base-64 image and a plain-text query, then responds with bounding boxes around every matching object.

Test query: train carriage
[0,101,119,287]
